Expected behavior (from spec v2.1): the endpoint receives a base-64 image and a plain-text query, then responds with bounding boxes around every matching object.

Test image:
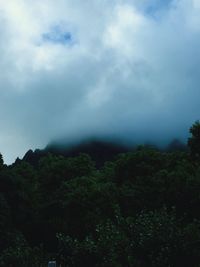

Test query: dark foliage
[188,120,200,159]
[1,122,200,266]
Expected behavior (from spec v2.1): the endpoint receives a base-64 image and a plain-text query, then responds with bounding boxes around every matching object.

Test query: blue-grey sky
[0,0,200,163]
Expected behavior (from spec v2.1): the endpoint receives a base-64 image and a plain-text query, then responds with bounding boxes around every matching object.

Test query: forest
[1,121,200,267]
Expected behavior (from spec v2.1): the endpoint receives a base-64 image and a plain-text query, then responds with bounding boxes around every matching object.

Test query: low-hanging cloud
[0,0,200,163]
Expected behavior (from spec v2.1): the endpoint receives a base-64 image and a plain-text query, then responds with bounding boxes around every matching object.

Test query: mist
[0,0,200,163]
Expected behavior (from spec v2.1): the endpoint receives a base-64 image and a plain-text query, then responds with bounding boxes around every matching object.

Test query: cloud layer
[0,0,200,163]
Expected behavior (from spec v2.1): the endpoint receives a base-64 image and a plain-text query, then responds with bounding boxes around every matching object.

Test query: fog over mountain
[0,0,200,163]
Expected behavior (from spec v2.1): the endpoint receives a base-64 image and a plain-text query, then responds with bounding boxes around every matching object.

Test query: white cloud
[0,0,200,163]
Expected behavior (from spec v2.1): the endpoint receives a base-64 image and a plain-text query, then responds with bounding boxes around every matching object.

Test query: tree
[0,153,3,170]
[188,121,200,159]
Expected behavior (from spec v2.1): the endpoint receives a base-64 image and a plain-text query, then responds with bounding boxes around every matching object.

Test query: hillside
[0,122,199,267]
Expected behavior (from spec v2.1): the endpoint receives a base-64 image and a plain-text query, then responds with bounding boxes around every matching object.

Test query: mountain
[22,139,131,167]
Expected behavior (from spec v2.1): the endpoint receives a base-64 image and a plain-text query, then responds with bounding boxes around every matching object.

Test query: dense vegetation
[1,122,200,266]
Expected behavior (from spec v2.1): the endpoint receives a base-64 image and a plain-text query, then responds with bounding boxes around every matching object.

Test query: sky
[0,0,200,163]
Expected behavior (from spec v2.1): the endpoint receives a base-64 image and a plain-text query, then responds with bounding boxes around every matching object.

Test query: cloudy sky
[0,0,200,163]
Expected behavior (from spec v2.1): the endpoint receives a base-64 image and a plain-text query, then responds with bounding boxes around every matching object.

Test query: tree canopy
[0,122,200,266]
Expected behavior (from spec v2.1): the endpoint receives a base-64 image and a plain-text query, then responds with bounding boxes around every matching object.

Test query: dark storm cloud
[0,0,200,163]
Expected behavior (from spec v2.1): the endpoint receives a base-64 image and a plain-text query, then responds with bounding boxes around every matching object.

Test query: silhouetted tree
[188,120,200,159]
[0,153,3,169]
